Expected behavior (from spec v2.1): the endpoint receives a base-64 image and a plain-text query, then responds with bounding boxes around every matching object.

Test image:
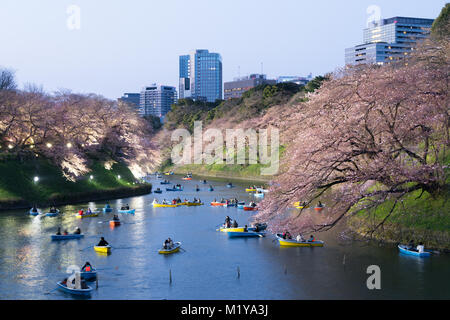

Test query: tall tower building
[345,16,434,66]
[139,84,177,118]
[179,49,223,102]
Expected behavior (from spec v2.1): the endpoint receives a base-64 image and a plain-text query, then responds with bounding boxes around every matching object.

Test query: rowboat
[153,203,178,208]
[80,268,97,280]
[166,187,183,191]
[164,172,174,175]
[186,202,203,206]
[237,202,246,209]
[243,206,258,211]
[51,234,84,241]
[256,188,269,193]
[118,209,135,214]
[158,242,182,254]
[398,245,431,257]
[314,206,324,211]
[102,207,112,213]
[209,187,214,191]
[94,245,111,254]
[160,181,171,185]
[57,281,93,296]
[226,183,233,188]
[276,234,324,247]
[211,202,227,207]
[109,220,120,227]
[227,231,265,238]
[29,209,40,216]
[245,188,257,192]
[153,189,163,194]
[76,211,99,219]
[157,175,163,179]
[45,210,60,217]
[254,193,265,198]
[182,177,192,180]
[195,188,200,191]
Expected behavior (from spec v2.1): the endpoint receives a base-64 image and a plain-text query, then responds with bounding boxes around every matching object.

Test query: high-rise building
[224,74,276,100]
[118,93,140,111]
[345,16,434,66]
[139,84,177,117]
[179,49,223,102]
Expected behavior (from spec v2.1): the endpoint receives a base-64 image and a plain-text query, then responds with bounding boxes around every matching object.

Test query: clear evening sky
[0,0,446,99]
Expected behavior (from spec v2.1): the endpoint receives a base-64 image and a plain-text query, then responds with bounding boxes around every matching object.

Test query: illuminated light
[8,144,13,149]
[117,175,121,179]
[90,175,94,180]
[34,176,39,183]
[66,143,72,148]
[46,143,52,148]
[29,145,34,149]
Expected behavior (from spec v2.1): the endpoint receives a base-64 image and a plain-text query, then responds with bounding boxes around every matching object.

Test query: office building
[224,74,276,100]
[139,84,177,117]
[276,74,313,86]
[119,93,140,110]
[345,16,434,65]
[179,49,223,102]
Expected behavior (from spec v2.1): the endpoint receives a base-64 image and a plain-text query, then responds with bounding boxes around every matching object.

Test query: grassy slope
[0,159,146,204]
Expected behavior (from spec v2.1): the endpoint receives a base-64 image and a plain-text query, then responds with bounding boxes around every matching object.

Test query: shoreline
[0,184,152,211]
[168,168,272,184]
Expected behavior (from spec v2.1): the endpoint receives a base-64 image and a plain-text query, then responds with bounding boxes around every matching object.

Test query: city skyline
[0,0,445,99]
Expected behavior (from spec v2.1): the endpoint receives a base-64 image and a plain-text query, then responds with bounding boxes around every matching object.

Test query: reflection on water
[0,175,449,300]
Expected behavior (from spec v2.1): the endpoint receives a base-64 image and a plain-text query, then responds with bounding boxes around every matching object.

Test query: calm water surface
[0,176,449,300]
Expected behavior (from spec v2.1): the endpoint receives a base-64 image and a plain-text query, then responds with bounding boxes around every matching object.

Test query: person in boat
[31,205,38,213]
[407,239,415,250]
[105,203,110,209]
[197,198,201,204]
[213,198,217,203]
[177,197,182,203]
[232,220,238,228]
[81,262,92,272]
[78,209,84,216]
[162,199,167,204]
[50,206,57,213]
[97,237,109,247]
[250,201,257,207]
[152,198,158,204]
[172,199,177,204]
[296,234,305,242]
[243,225,248,232]
[254,224,260,232]
[125,204,130,210]
[63,229,69,236]
[203,180,207,184]
[56,227,62,235]
[308,235,315,242]
[209,185,213,189]
[417,242,425,253]
[74,227,81,235]
[225,216,231,224]
[112,214,119,221]
[317,201,323,208]
[86,208,92,214]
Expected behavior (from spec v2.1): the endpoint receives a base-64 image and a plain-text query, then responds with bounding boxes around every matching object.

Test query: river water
[0,176,448,300]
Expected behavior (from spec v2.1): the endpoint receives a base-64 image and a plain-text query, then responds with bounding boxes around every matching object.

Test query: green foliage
[143,114,162,130]
[305,75,329,92]
[431,3,450,39]
[0,159,143,204]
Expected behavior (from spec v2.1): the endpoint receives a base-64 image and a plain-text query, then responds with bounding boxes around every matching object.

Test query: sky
[0,0,446,99]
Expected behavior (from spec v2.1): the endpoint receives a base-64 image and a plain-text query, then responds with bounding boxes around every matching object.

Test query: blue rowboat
[51,234,84,241]
[45,210,60,217]
[398,245,431,257]
[118,209,135,214]
[254,193,265,198]
[209,187,214,191]
[57,281,93,296]
[226,184,233,188]
[166,187,183,191]
[160,181,171,185]
[102,207,112,213]
[153,189,163,194]
[237,202,245,209]
[227,231,265,238]
[80,268,97,281]
[29,209,40,216]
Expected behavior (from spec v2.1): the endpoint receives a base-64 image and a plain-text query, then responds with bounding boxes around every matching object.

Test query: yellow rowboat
[276,234,324,247]
[219,227,246,232]
[177,202,189,206]
[76,212,99,219]
[153,203,178,208]
[186,202,204,206]
[158,242,181,254]
[293,202,309,209]
[94,245,111,253]
[246,188,257,192]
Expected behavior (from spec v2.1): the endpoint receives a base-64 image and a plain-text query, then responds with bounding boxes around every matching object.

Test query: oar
[179,247,187,252]
[79,245,94,251]
[44,287,59,295]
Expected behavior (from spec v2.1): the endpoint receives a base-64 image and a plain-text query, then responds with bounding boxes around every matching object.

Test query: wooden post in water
[169,269,172,284]
[237,266,240,279]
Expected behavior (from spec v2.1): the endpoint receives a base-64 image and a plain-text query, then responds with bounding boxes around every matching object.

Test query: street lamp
[66,143,72,149]
[46,143,52,148]
[34,176,39,183]
[90,175,94,180]
[117,175,121,179]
